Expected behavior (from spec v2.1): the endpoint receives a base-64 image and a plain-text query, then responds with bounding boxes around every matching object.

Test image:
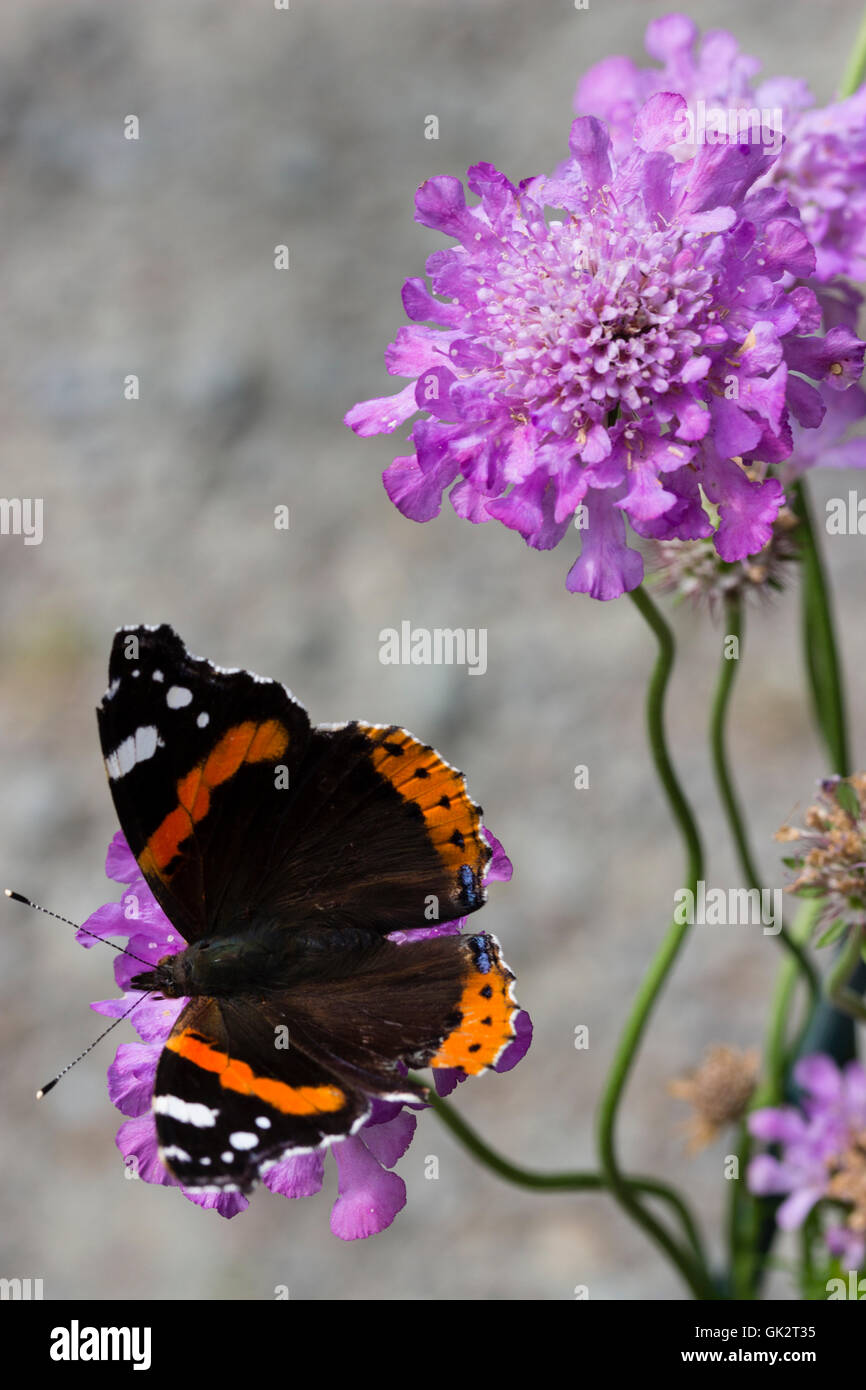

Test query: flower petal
[494,1009,533,1073]
[482,829,513,884]
[263,1150,325,1199]
[776,1185,825,1231]
[362,1111,417,1169]
[183,1189,249,1219]
[793,1053,843,1103]
[107,1042,159,1118]
[330,1136,407,1240]
[566,487,644,600]
[115,1112,175,1187]
[105,832,140,884]
[344,382,419,437]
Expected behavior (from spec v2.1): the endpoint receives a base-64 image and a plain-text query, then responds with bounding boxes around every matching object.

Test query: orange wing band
[165,1029,346,1116]
[140,719,289,877]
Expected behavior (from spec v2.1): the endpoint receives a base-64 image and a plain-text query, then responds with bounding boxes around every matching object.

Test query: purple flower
[783,382,866,481]
[347,101,862,599]
[747,1054,866,1266]
[81,829,527,1237]
[576,12,866,287]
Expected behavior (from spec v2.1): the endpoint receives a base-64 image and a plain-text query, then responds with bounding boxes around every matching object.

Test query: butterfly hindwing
[152,930,518,1190]
[279,930,518,1089]
[153,997,370,1192]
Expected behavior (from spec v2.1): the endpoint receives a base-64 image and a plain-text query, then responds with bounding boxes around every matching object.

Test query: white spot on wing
[134,725,159,763]
[197,712,209,728]
[152,670,164,682]
[160,1144,192,1163]
[115,736,136,777]
[166,686,193,709]
[229,1131,260,1150]
[255,1116,271,1129]
[154,1096,219,1128]
[105,725,162,780]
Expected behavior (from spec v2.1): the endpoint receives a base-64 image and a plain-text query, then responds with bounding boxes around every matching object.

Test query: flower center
[471,204,716,433]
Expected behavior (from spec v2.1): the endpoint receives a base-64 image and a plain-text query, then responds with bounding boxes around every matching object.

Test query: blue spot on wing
[458,863,482,910]
[468,934,492,973]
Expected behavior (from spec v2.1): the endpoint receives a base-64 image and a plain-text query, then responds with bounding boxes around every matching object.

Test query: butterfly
[96,624,518,1193]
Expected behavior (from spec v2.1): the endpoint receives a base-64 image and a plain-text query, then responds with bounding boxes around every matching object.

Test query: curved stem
[840,2,866,98]
[418,1084,707,1269]
[709,594,819,1010]
[761,898,826,1102]
[709,597,821,1296]
[726,1119,753,1298]
[732,897,824,1297]
[826,925,866,1022]
[594,586,715,1300]
[792,480,850,779]
[628,587,704,871]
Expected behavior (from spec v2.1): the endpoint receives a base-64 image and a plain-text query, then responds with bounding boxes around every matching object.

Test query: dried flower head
[669,1043,759,1151]
[651,503,800,610]
[827,1130,866,1242]
[776,774,866,943]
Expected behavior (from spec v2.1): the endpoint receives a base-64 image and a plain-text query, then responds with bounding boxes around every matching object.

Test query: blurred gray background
[1,0,864,1302]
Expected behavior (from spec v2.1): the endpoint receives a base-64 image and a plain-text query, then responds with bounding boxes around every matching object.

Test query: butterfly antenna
[36,992,154,1099]
[4,889,155,969]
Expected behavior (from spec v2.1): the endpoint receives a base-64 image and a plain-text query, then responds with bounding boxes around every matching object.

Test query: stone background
[0,0,864,1301]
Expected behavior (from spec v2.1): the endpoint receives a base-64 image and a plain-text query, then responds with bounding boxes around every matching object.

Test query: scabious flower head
[669,1043,759,1152]
[347,97,863,600]
[78,830,528,1235]
[776,774,866,942]
[748,1054,866,1269]
[651,502,800,610]
[576,12,866,287]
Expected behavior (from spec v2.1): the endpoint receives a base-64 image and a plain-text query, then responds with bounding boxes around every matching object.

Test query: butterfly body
[97,625,518,1194]
[131,923,387,998]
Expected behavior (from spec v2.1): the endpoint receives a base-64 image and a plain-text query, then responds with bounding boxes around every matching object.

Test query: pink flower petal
[330,1136,407,1241]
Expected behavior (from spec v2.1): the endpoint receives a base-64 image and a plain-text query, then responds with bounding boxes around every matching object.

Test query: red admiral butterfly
[96,625,518,1194]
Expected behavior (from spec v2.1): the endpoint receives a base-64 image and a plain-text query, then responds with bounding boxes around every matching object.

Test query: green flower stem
[628,586,704,872]
[731,897,823,1297]
[840,3,866,98]
[594,585,716,1300]
[710,596,817,1298]
[761,898,825,1103]
[825,925,866,1022]
[792,480,850,779]
[710,594,818,1008]
[416,1083,707,1270]
[726,1119,752,1298]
